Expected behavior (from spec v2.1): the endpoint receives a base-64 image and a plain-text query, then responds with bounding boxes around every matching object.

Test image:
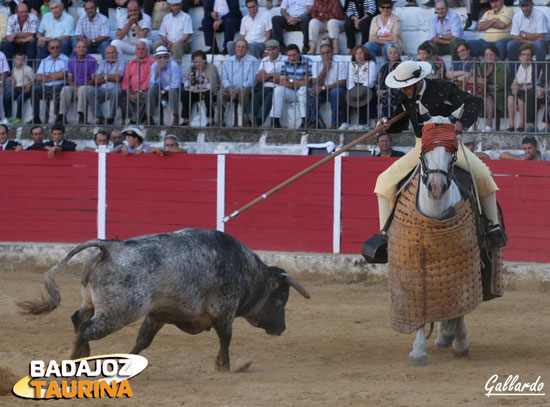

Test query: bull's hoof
[452,348,470,358]
[409,355,427,367]
[215,359,230,372]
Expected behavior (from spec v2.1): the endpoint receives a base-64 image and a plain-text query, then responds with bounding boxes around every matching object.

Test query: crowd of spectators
[0,0,549,131]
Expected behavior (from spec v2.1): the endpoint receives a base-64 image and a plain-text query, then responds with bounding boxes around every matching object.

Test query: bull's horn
[282,273,311,299]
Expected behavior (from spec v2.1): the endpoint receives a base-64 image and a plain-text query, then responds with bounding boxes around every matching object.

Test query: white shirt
[0,52,10,76]
[280,0,314,18]
[347,60,377,89]
[240,10,272,44]
[214,0,230,18]
[159,11,193,43]
[510,7,548,36]
[311,58,347,86]
[256,53,286,87]
[514,63,534,85]
[117,12,152,43]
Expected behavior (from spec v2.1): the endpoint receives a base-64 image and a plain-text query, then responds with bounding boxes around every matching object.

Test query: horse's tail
[17,240,112,315]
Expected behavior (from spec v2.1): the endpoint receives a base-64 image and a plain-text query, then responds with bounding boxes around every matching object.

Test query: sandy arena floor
[1,268,549,406]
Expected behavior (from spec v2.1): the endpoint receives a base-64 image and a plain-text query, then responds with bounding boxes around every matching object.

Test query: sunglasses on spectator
[379,5,392,8]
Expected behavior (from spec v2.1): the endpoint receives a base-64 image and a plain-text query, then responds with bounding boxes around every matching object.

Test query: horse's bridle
[420,150,457,186]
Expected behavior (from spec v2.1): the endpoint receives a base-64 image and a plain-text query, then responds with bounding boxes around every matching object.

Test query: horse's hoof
[434,336,454,349]
[453,348,470,358]
[409,355,428,366]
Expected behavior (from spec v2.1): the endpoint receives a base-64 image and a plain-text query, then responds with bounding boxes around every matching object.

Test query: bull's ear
[274,280,280,289]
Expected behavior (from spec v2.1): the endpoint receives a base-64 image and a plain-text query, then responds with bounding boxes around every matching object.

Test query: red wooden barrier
[0,151,98,242]
[0,152,549,262]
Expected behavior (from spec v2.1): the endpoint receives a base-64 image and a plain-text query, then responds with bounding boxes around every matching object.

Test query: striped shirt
[159,11,193,43]
[280,55,312,80]
[6,13,39,35]
[74,12,110,40]
[344,0,376,19]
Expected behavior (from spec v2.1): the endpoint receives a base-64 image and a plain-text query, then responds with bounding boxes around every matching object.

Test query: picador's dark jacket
[388,79,483,138]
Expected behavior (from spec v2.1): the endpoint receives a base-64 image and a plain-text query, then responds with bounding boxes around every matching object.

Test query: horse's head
[420,121,458,200]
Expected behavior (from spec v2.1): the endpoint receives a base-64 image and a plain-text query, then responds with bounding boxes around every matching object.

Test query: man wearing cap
[216,39,258,126]
[111,0,152,58]
[74,0,111,59]
[428,0,464,61]
[365,60,506,262]
[120,41,155,124]
[466,0,513,60]
[247,39,285,126]
[506,0,548,75]
[120,127,151,155]
[271,0,313,54]
[307,43,347,129]
[154,0,193,62]
[227,0,272,59]
[269,43,311,128]
[147,46,181,127]
[86,45,126,125]
[374,132,404,157]
[500,135,548,161]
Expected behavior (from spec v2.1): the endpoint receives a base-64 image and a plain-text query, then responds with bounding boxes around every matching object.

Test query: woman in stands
[364,0,404,61]
[181,50,220,127]
[481,45,508,132]
[377,43,402,118]
[445,40,478,87]
[506,43,537,132]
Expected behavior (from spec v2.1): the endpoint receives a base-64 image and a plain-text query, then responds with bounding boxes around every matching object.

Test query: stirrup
[361,233,388,264]
[486,224,507,251]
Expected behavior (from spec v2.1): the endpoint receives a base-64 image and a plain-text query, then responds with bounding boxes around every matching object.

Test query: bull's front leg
[213,320,232,372]
[409,326,427,366]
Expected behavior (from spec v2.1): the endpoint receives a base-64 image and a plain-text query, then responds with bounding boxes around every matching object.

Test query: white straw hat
[385,60,433,89]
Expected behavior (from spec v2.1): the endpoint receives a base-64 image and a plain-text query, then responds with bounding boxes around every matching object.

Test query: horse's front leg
[434,319,456,349]
[409,326,428,366]
[452,315,470,357]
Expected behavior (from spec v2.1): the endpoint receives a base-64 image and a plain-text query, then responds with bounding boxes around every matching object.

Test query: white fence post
[333,155,342,254]
[97,146,107,239]
[217,154,226,232]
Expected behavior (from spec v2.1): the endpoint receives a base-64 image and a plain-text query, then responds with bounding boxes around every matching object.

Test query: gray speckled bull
[18,228,310,371]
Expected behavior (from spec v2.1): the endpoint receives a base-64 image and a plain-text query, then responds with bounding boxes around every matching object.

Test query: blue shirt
[97,59,127,90]
[39,11,75,38]
[428,10,464,40]
[221,54,258,89]
[36,54,69,86]
[149,60,181,90]
[280,55,312,80]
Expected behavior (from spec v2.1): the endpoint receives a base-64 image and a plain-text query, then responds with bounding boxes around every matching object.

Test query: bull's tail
[17,240,112,315]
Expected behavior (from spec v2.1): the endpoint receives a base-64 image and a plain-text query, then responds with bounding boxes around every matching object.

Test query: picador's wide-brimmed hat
[385,60,432,89]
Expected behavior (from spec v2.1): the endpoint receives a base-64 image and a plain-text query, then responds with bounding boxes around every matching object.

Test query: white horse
[409,120,471,366]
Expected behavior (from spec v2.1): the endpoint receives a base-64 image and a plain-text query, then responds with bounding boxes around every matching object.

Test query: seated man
[86,45,126,125]
[202,0,242,54]
[271,0,313,54]
[500,135,548,161]
[428,0,464,61]
[43,123,77,158]
[307,43,346,129]
[26,125,46,150]
[374,132,405,157]
[506,0,548,75]
[111,0,152,59]
[58,40,97,124]
[154,0,193,62]
[0,124,22,150]
[32,39,69,124]
[74,0,111,59]
[216,39,258,126]
[366,60,506,263]
[227,0,272,59]
[269,43,312,128]
[466,0,512,60]
[247,39,285,127]
[147,46,181,127]
[120,126,151,154]
[36,0,75,59]
[2,3,39,64]
[149,134,188,155]
[120,41,155,124]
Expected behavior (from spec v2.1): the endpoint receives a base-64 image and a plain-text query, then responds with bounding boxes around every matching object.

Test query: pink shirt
[122,56,155,92]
